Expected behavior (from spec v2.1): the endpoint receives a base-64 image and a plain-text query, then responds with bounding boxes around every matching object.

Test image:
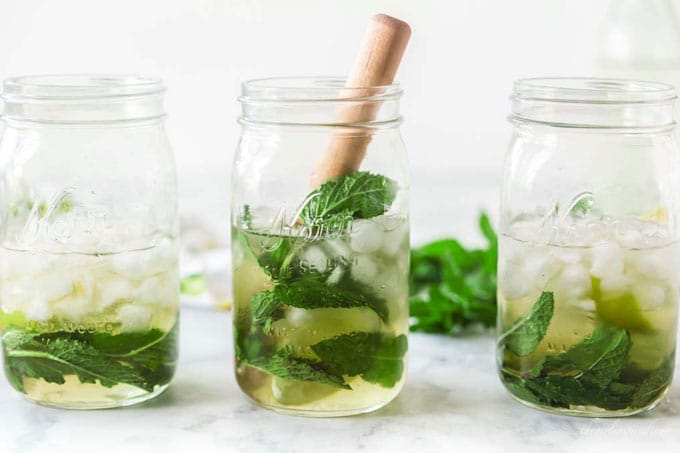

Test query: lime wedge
[590,277,653,331]
[0,310,26,329]
[271,377,338,405]
[640,207,668,223]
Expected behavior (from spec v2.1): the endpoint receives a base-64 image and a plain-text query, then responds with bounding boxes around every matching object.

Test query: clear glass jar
[498,77,680,417]
[0,75,179,409]
[232,77,409,417]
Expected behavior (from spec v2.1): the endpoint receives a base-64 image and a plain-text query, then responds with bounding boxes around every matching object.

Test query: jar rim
[239,76,402,103]
[2,74,165,100]
[513,77,676,104]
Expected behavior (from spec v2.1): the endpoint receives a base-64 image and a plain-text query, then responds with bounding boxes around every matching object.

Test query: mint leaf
[311,332,408,388]
[529,325,631,388]
[251,290,285,323]
[409,213,498,334]
[1,327,37,349]
[2,329,74,389]
[256,236,297,281]
[311,332,377,376]
[479,212,497,245]
[253,275,388,323]
[300,171,398,226]
[246,347,350,390]
[523,375,593,408]
[4,334,149,391]
[504,325,662,411]
[2,323,178,393]
[520,374,637,411]
[234,322,269,365]
[4,355,73,389]
[632,357,674,409]
[361,334,409,388]
[506,355,671,411]
[246,331,408,390]
[89,323,179,387]
[504,376,543,405]
[499,292,554,357]
[602,382,638,410]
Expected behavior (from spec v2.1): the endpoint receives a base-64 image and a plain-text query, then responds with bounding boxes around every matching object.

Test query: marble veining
[0,307,679,453]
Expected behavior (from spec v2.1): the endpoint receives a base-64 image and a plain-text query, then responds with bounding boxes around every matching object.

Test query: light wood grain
[310,14,411,188]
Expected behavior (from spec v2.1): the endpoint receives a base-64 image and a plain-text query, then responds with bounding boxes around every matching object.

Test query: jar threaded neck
[511,77,676,129]
[1,74,166,123]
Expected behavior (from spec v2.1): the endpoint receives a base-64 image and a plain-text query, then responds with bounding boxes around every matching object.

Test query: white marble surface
[1,306,679,453]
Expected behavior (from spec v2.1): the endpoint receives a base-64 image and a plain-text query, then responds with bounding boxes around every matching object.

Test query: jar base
[505,386,669,418]
[19,383,170,410]
[243,393,398,418]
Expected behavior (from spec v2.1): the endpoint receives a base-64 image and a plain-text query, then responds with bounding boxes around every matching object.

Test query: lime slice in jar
[0,310,26,329]
[640,206,668,223]
[271,377,339,405]
[590,276,653,332]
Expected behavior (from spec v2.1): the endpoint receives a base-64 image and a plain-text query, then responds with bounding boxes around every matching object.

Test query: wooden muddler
[309,14,411,188]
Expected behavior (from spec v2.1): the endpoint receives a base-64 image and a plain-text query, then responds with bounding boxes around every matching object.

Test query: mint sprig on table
[409,213,498,334]
[500,292,672,410]
[2,323,178,393]
[236,171,407,390]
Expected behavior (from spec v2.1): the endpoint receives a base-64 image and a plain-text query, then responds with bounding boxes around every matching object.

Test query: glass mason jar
[498,78,680,417]
[0,75,179,409]
[232,77,409,416]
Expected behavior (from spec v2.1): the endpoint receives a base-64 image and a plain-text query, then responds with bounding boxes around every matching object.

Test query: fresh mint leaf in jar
[498,77,679,417]
[231,77,410,416]
[0,75,179,409]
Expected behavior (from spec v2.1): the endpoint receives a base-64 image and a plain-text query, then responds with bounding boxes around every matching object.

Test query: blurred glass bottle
[598,0,680,87]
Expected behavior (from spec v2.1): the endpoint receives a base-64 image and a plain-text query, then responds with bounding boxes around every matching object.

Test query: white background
[0,0,632,242]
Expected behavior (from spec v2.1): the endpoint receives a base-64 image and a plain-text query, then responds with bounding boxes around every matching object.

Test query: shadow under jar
[0,75,179,409]
[232,77,410,417]
[498,78,680,417]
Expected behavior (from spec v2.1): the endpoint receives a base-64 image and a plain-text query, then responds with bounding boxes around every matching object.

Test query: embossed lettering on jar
[0,75,179,409]
[498,78,680,417]
[232,77,409,416]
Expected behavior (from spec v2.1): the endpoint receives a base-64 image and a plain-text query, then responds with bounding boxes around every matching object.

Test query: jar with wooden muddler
[231,15,411,416]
